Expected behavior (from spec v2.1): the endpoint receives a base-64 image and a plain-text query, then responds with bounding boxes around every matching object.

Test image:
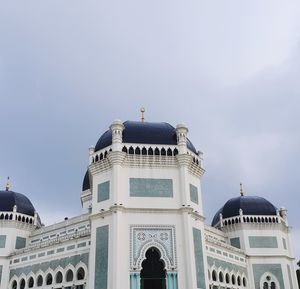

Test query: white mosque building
[0,118,298,289]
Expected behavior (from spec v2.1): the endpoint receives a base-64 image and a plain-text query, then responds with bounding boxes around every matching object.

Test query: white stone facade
[0,119,297,289]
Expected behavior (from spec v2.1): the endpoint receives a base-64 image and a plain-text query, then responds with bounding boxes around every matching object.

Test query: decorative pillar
[130,273,134,289]
[173,272,177,289]
[167,272,171,289]
[89,146,95,164]
[110,119,125,152]
[239,208,243,223]
[135,273,140,289]
[176,124,188,155]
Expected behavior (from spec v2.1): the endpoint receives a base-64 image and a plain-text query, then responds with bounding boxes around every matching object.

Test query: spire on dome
[240,182,244,197]
[5,176,10,191]
[140,107,145,122]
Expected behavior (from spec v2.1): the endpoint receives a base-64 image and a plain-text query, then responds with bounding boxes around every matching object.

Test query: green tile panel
[129,178,173,198]
[230,237,241,249]
[252,264,284,289]
[190,184,199,204]
[95,225,109,289]
[97,181,110,202]
[15,237,26,249]
[0,235,6,248]
[249,236,278,248]
[193,228,206,289]
[9,253,89,279]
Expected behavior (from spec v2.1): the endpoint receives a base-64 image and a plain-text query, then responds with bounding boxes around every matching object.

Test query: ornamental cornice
[89,158,112,174]
[188,162,205,178]
[10,229,91,256]
[0,220,36,230]
[107,151,126,165]
[176,154,193,166]
[89,206,205,221]
[205,234,246,256]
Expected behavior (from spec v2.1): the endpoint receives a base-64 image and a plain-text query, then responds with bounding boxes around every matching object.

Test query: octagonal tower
[86,119,207,289]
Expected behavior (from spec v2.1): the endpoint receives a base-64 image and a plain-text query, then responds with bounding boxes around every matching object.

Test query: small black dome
[94,121,197,153]
[0,190,36,216]
[212,196,277,227]
[82,170,90,191]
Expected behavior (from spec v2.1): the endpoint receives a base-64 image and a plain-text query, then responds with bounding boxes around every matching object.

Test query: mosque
[0,117,298,289]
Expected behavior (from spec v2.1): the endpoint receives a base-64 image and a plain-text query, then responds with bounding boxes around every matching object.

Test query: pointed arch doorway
[140,247,166,289]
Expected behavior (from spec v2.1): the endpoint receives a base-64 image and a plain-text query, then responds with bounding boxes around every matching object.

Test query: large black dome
[82,170,90,191]
[212,196,277,227]
[0,190,36,216]
[94,121,197,153]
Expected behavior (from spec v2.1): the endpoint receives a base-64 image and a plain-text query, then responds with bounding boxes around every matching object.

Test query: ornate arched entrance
[140,247,166,289]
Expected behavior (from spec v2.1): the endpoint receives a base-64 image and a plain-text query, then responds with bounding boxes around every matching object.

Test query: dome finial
[240,182,244,197]
[140,107,145,123]
[5,176,10,191]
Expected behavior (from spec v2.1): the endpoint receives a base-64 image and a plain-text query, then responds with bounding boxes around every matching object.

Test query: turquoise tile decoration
[190,184,199,204]
[97,181,110,202]
[0,235,6,248]
[15,237,26,249]
[95,225,109,289]
[252,264,284,289]
[129,178,173,197]
[193,228,206,289]
[287,265,293,289]
[249,236,278,248]
[207,257,246,274]
[9,253,89,279]
[230,237,241,249]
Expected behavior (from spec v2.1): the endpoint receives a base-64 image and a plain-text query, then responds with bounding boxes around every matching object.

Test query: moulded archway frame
[136,241,172,271]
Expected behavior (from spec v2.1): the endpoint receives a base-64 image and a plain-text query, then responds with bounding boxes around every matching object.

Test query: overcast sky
[0,0,300,260]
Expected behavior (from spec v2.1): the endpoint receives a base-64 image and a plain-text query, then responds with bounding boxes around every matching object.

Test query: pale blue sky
[0,0,300,259]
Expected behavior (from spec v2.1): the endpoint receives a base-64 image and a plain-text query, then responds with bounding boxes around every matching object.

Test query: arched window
[122,146,127,153]
[225,273,230,284]
[20,279,25,289]
[56,271,63,283]
[11,280,17,289]
[167,148,172,156]
[261,274,279,289]
[28,277,34,288]
[142,147,147,155]
[161,148,166,156]
[243,277,247,287]
[154,148,160,156]
[77,267,85,280]
[219,272,224,282]
[237,276,241,286]
[129,147,134,155]
[37,275,43,287]
[66,269,74,282]
[232,275,236,285]
[135,147,141,155]
[148,148,153,155]
[212,270,217,281]
[46,273,53,285]
[173,148,178,156]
